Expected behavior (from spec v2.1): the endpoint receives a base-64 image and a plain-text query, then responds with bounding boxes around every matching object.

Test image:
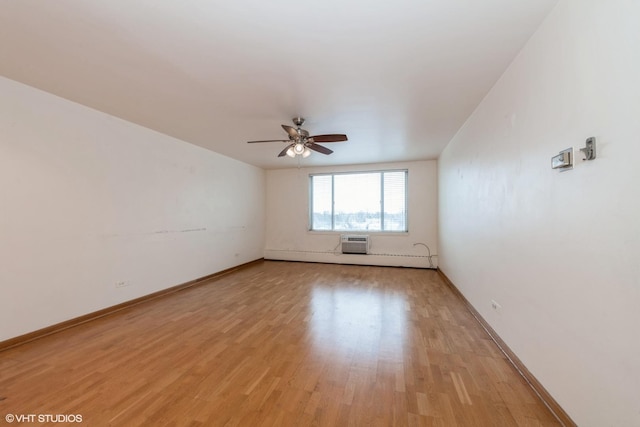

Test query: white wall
[265,161,437,269]
[438,1,639,425]
[0,76,265,342]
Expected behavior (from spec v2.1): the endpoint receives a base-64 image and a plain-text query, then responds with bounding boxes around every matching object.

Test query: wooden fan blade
[308,143,333,155]
[309,134,348,143]
[247,139,289,143]
[278,144,293,157]
[281,125,298,139]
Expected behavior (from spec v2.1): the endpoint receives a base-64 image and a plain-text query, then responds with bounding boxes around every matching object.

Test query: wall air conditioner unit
[341,235,369,254]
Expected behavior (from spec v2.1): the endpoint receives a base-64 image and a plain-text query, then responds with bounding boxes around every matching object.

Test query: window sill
[307,230,409,236]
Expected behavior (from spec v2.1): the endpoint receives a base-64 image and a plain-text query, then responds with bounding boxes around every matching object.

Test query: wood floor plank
[0,261,561,426]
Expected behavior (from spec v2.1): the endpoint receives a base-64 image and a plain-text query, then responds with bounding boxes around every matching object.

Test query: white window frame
[309,169,408,233]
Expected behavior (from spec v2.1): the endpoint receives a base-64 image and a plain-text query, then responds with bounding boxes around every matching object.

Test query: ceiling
[0,0,557,169]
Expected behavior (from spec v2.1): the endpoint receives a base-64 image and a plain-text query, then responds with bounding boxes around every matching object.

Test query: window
[310,170,407,232]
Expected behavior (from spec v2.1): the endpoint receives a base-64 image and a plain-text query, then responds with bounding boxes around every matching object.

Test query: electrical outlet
[491,299,502,312]
[115,281,130,288]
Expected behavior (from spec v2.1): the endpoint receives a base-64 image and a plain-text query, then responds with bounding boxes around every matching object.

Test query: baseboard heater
[341,235,370,254]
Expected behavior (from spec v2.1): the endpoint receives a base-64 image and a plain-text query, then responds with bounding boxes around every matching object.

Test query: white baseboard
[264,249,435,269]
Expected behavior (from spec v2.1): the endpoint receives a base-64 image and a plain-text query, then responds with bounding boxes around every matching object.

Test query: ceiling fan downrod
[292,117,305,128]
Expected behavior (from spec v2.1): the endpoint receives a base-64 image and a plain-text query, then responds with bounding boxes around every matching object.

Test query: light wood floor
[0,261,560,426]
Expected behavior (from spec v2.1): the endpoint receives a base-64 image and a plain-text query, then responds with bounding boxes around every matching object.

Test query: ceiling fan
[247,117,348,158]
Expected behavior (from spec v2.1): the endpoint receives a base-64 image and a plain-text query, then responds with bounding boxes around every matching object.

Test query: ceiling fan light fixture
[247,117,347,159]
[286,143,311,158]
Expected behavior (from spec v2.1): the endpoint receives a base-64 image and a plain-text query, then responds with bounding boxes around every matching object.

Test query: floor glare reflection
[310,285,407,360]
